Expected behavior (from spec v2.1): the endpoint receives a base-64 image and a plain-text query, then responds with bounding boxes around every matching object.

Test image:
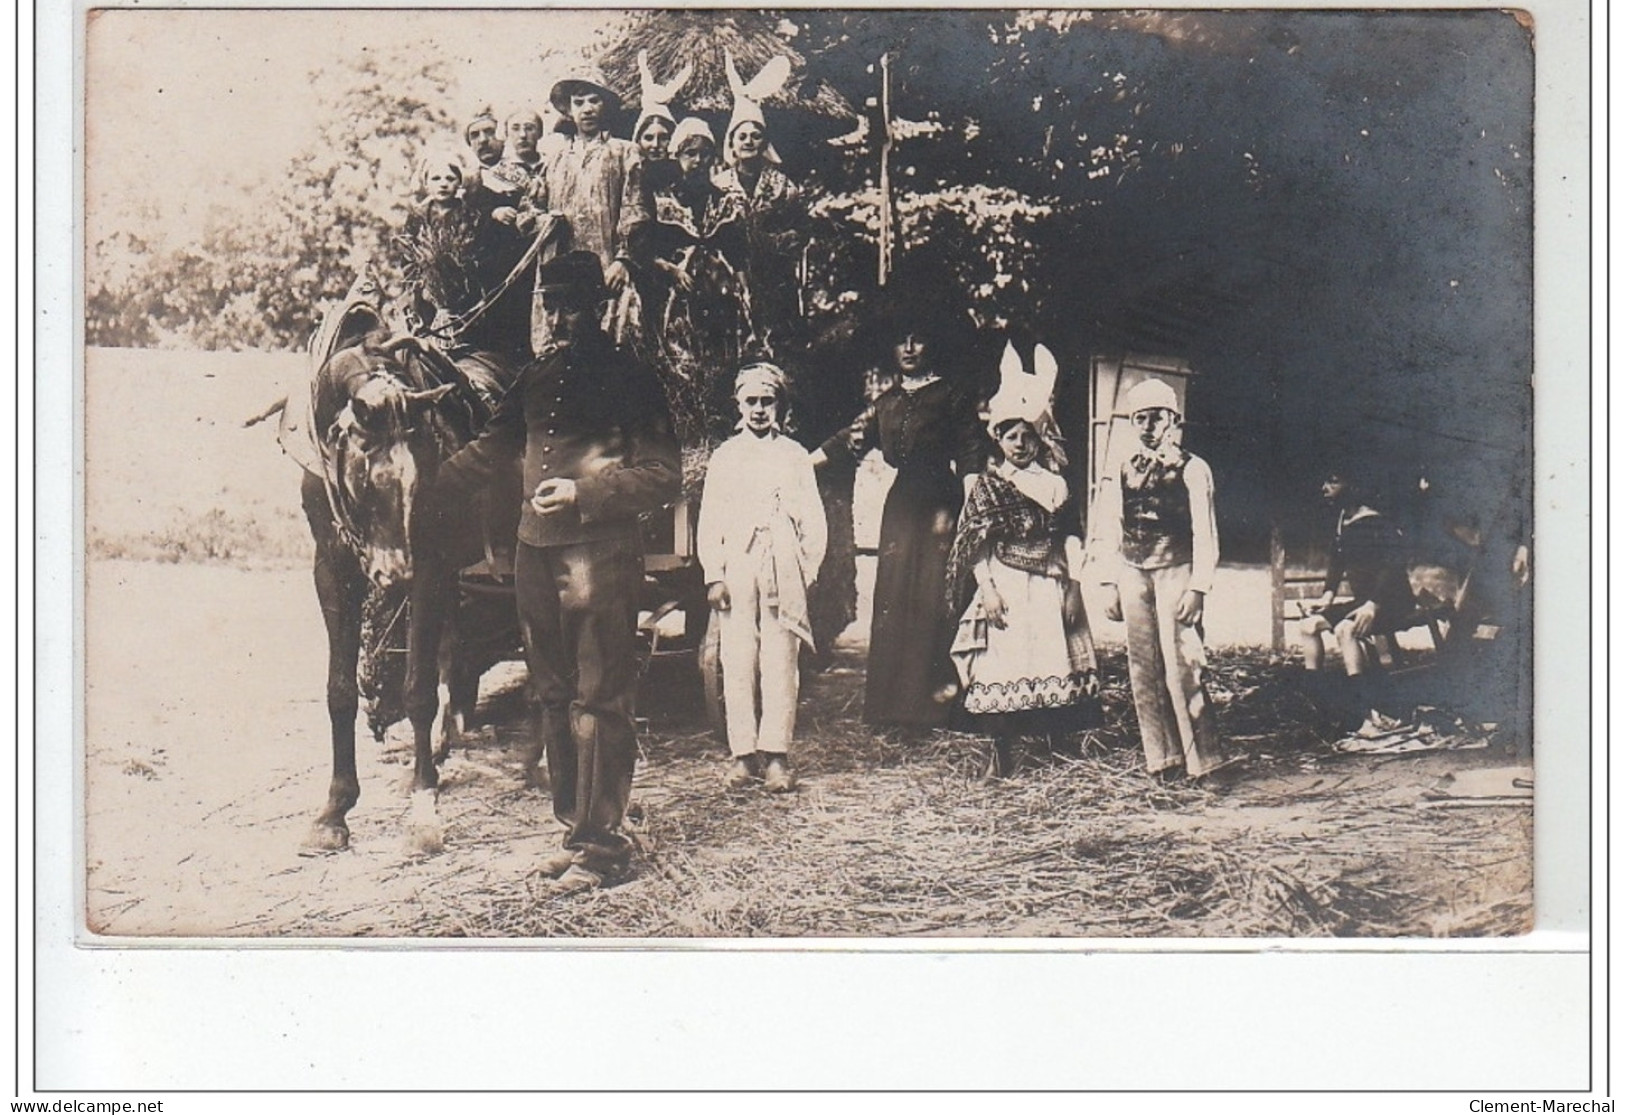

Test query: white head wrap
[1122,377,1182,417]
[733,362,789,432]
[670,116,717,155]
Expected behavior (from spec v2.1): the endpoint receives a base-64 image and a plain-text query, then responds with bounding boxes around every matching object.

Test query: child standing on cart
[698,363,828,793]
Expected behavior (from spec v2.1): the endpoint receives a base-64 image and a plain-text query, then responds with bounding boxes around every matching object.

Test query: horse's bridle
[317,340,456,561]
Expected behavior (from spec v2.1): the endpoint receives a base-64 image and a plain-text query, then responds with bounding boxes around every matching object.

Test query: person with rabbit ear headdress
[1093,377,1239,785]
[626,117,753,418]
[630,49,691,168]
[946,343,1100,775]
[712,49,804,356]
[623,56,684,249]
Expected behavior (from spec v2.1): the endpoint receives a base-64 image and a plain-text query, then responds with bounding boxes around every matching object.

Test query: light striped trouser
[1119,563,1225,777]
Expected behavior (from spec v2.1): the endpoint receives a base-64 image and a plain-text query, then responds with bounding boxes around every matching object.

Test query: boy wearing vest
[1095,379,1234,783]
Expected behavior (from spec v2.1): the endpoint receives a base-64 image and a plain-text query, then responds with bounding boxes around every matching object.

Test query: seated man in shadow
[1297,468,1418,736]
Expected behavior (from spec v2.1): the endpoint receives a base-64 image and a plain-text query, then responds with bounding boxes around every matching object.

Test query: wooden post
[1269,523,1286,652]
[878,51,894,287]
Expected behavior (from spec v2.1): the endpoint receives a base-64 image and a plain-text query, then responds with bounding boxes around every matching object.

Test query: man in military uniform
[434,250,680,893]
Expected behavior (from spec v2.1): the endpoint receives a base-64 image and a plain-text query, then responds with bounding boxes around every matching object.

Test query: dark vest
[1120,452,1193,570]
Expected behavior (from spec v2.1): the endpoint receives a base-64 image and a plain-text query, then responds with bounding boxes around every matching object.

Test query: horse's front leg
[403,545,456,853]
[302,477,364,853]
[436,619,481,763]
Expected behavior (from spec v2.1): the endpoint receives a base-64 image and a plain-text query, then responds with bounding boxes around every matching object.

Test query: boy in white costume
[699,364,828,792]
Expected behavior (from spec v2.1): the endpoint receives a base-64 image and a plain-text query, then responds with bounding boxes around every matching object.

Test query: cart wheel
[700,608,726,744]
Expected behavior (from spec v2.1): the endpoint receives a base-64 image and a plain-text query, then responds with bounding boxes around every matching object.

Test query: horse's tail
[243,395,287,428]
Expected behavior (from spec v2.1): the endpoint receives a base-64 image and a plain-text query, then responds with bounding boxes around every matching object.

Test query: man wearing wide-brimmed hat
[518,64,647,301]
[434,249,680,894]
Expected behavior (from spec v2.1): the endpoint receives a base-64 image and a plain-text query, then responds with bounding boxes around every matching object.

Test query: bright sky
[85,8,607,248]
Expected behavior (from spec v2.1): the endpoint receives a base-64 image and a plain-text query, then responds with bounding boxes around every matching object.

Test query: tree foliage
[88,42,457,349]
[86,11,1533,518]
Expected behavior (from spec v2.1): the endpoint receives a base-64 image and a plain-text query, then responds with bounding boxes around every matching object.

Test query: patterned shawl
[946,469,1066,614]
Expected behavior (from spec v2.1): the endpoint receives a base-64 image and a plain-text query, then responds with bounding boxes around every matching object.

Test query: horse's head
[324,339,460,589]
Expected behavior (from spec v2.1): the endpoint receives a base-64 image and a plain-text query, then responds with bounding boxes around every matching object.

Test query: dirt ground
[81,348,1533,939]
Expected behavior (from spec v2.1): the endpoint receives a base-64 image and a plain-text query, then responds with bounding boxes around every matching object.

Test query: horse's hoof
[405,824,444,856]
[405,789,443,856]
[522,762,550,792]
[300,822,350,855]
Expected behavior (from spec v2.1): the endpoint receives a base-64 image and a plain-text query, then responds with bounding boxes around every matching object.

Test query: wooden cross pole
[878,50,895,287]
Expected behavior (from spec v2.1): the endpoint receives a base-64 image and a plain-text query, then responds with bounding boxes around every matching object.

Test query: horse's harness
[317,340,467,559]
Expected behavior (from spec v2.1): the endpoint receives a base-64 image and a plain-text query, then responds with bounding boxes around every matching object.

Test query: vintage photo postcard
[80,6,1548,942]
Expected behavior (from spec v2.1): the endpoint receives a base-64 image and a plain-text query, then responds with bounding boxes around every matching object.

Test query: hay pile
[386,649,1531,939]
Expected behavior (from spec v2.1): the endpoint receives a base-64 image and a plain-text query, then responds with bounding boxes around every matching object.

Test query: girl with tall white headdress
[946,342,1101,776]
[629,49,692,195]
[712,49,804,355]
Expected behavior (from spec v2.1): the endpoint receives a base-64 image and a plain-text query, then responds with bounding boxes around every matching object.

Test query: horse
[283,296,521,854]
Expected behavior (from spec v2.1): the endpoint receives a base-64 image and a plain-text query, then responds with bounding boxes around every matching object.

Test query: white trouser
[719,545,802,757]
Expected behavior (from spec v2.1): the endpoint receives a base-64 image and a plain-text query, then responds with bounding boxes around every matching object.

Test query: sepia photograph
[81,6,1541,942]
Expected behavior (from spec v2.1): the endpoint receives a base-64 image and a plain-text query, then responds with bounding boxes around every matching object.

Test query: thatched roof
[596,11,856,124]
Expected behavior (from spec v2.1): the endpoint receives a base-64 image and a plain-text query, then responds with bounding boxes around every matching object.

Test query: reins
[424,215,563,345]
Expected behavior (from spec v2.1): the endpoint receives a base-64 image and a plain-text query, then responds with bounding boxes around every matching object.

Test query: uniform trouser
[718,547,803,758]
[1119,563,1225,777]
[515,536,641,874]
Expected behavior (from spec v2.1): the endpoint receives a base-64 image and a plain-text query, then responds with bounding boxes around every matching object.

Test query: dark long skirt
[807,459,859,667]
[865,467,960,726]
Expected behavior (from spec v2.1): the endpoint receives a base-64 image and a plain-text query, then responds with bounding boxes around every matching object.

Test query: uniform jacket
[438,327,680,547]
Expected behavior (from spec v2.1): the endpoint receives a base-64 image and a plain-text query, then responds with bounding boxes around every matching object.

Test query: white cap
[1122,377,1181,417]
[670,116,717,154]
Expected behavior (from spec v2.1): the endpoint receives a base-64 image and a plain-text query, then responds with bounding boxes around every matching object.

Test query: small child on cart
[946,343,1101,777]
[1095,378,1239,785]
[392,151,483,337]
[698,363,828,792]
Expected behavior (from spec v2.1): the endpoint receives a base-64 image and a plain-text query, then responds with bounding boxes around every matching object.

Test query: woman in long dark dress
[817,309,985,726]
